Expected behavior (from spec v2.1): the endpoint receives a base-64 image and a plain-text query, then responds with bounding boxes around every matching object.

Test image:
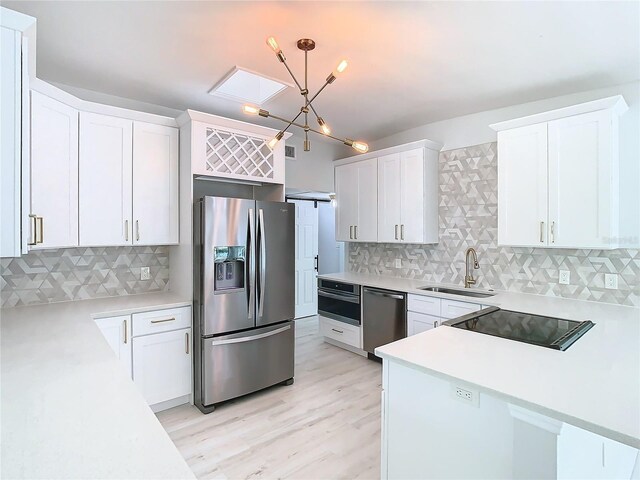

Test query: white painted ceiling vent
[209,66,292,105]
[285,145,296,159]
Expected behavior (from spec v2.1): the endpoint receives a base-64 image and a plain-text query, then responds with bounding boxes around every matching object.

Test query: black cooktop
[448,307,594,351]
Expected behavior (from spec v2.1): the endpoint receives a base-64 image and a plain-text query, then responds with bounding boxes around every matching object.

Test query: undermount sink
[418,286,496,298]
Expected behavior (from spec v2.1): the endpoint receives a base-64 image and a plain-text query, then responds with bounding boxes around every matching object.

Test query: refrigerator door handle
[257,208,267,319]
[248,208,255,320]
[210,324,290,346]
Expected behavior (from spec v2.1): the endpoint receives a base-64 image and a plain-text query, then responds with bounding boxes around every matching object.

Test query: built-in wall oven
[317,279,361,327]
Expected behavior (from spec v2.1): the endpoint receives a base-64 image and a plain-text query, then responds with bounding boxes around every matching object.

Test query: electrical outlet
[604,273,618,290]
[451,384,480,407]
[395,259,401,268]
[140,267,150,281]
[559,270,570,285]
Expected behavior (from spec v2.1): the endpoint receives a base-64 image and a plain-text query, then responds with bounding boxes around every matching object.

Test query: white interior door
[290,200,318,319]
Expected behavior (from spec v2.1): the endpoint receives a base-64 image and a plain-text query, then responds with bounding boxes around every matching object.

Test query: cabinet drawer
[132,306,191,337]
[407,294,441,316]
[440,299,481,319]
[319,315,361,348]
[407,311,440,336]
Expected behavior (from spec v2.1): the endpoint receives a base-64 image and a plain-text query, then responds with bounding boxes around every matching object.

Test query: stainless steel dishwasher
[362,287,407,357]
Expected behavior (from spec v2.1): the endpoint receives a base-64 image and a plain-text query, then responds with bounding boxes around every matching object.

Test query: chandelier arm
[281,59,304,93]
[269,112,346,144]
[305,80,332,109]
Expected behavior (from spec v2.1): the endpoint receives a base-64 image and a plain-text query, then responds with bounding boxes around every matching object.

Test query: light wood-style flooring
[157,316,382,480]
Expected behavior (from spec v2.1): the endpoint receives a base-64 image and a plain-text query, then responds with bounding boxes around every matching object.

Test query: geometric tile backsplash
[349,142,640,307]
[1,246,170,308]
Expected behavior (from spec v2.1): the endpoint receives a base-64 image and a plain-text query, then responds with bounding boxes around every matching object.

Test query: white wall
[366,81,640,246]
[284,134,349,193]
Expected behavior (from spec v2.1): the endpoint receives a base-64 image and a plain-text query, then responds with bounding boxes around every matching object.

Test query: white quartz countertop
[319,272,640,448]
[1,292,195,479]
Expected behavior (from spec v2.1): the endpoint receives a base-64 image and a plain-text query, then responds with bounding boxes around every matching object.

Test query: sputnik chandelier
[242,37,368,154]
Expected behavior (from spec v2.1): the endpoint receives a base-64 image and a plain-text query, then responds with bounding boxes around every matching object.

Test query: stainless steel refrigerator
[193,196,295,413]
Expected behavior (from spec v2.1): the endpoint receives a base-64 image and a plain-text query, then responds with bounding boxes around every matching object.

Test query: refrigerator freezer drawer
[201,321,295,406]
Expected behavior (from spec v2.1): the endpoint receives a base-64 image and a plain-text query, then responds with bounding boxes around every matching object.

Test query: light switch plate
[604,273,618,290]
[395,259,402,268]
[559,270,570,285]
[141,267,150,280]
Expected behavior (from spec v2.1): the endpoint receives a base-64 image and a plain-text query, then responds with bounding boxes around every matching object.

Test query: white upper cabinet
[378,147,438,244]
[1,9,35,257]
[335,140,441,244]
[79,112,133,247]
[496,123,548,247]
[30,91,79,249]
[335,157,378,242]
[548,110,615,249]
[132,121,179,245]
[179,110,286,185]
[491,96,628,249]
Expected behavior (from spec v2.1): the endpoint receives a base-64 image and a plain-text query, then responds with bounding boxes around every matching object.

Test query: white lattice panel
[205,128,274,180]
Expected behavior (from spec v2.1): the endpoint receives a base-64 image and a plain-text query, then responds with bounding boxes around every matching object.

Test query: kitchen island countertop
[319,271,640,448]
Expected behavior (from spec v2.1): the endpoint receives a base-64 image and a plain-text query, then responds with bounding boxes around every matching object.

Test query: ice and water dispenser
[213,246,245,292]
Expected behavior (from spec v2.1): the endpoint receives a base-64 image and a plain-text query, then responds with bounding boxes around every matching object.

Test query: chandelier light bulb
[242,105,260,115]
[267,131,285,149]
[351,141,369,153]
[266,36,281,54]
[317,117,331,135]
[334,60,348,75]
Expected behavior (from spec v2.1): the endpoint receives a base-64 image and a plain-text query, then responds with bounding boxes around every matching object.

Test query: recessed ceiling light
[209,66,292,105]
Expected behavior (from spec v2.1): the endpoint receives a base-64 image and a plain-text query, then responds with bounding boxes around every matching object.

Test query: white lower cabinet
[319,315,362,349]
[132,327,191,408]
[407,294,483,336]
[95,315,132,377]
[95,305,192,412]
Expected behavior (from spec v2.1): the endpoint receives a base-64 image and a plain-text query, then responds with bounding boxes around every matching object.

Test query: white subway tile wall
[1,246,170,308]
[349,143,640,307]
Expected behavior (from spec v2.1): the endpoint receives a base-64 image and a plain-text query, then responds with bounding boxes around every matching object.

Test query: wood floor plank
[157,316,382,479]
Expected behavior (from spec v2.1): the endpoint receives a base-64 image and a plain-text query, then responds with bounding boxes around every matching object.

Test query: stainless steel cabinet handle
[401,224,404,240]
[434,320,439,328]
[551,221,555,243]
[36,216,44,244]
[185,332,189,354]
[125,220,129,242]
[136,220,140,242]
[395,225,398,240]
[28,214,37,246]
[349,225,353,239]
[354,225,358,239]
[123,319,128,344]
[331,328,344,334]
[540,221,545,243]
[211,325,290,346]
[150,317,175,324]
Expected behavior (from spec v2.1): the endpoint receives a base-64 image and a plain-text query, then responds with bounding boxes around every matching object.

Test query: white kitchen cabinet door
[30,91,79,249]
[497,123,548,247]
[378,153,402,242]
[0,25,28,257]
[407,311,439,336]
[354,158,378,242]
[548,110,616,249]
[132,121,179,245]
[400,148,426,243]
[95,315,132,378]
[132,327,192,407]
[79,112,133,246]
[335,163,357,241]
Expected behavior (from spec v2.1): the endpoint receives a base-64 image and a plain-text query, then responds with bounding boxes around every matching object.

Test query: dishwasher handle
[363,288,405,300]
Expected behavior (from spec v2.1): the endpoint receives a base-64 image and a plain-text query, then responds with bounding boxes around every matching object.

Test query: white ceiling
[5,1,639,143]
